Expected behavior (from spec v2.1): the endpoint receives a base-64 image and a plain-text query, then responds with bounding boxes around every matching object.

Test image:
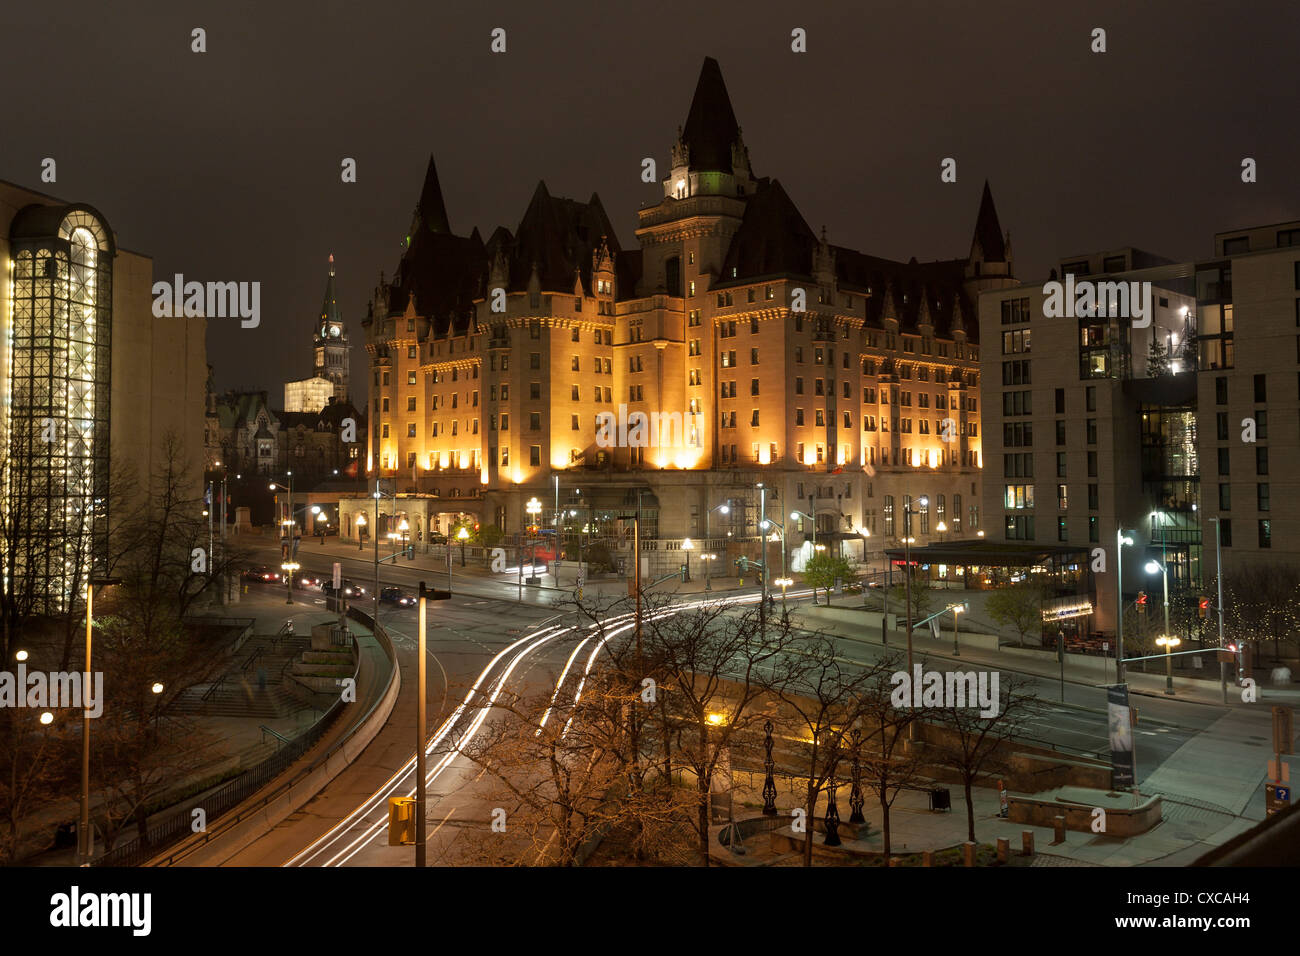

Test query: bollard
[1052,814,1066,845]
[963,841,976,867]
[921,850,934,867]
[1021,830,1034,856]
[996,837,1009,863]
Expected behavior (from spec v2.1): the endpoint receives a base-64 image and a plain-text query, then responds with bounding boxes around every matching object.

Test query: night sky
[2,0,1298,397]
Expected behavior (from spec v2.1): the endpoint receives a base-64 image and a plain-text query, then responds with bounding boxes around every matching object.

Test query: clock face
[330,325,340,338]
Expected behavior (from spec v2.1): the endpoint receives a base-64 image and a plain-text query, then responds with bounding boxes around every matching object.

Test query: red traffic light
[1199,597,1210,610]
[1136,591,1147,606]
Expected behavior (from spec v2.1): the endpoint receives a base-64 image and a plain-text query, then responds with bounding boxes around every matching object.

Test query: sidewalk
[789,598,1300,708]
[270,535,758,600]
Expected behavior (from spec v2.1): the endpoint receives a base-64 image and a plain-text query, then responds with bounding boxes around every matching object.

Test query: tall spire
[320,254,341,327]
[971,180,1006,263]
[414,154,452,235]
[680,57,741,173]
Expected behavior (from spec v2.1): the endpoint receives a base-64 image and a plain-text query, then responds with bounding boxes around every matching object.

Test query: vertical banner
[1107,683,1135,788]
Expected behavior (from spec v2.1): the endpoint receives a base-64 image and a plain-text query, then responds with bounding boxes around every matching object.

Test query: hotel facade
[353,58,1008,571]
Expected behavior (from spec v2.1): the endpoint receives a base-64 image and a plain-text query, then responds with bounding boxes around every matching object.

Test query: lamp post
[951,602,966,656]
[681,537,693,582]
[526,497,542,588]
[705,502,729,592]
[1116,529,1134,682]
[1210,516,1227,704]
[458,526,469,567]
[1156,634,1181,695]
[79,575,121,865]
[150,682,164,741]
[1145,559,1171,650]
[936,520,948,543]
[903,495,929,677]
[759,518,787,608]
[355,511,367,550]
[399,518,410,560]
[281,560,299,605]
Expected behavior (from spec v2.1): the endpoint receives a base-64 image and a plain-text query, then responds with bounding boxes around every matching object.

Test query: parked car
[243,565,280,582]
[380,587,416,607]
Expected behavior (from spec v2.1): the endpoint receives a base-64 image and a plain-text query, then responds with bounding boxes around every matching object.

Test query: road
[219,543,1269,863]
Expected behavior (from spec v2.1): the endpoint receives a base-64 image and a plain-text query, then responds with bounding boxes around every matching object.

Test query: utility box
[388,797,415,845]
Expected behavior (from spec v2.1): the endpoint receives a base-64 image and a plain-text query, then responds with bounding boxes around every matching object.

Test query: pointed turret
[681,57,741,174]
[412,154,452,236]
[970,180,1006,263]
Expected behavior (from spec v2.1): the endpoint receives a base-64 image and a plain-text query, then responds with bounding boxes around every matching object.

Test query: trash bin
[388,797,415,845]
[929,787,951,812]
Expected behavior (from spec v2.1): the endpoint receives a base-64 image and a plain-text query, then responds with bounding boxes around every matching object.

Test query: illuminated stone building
[361,59,1005,564]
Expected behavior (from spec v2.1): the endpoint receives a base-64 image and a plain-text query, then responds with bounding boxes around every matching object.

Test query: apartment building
[980,223,1300,636]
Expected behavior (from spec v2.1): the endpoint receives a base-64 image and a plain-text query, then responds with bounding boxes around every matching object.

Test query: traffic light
[1198,596,1210,619]
[1136,591,1147,614]
[737,556,749,572]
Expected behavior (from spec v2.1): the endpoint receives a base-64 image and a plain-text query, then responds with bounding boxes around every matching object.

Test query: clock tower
[313,253,351,402]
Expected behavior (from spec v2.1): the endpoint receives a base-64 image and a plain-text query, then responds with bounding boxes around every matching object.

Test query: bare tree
[774,633,886,865]
[928,673,1039,843]
[649,604,799,865]
[0,708,76,862]
[857,655,930,864]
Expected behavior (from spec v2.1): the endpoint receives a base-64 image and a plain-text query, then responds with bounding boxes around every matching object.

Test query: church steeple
[313,254,350,403]
[319,253,342,332]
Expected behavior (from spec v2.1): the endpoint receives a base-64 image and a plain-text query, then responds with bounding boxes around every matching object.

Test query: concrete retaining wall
[153,612,400,867]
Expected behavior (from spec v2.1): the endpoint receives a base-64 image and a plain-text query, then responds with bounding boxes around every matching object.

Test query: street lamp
[759,518,787,608]
[79,575,121,865]
[936,520,948,543]
[1144,559,1171,650]
[281,560,299,605]
[458,526,470,567]
[355,511,367,550]
[950,602,967,657]
[705,502,730,592]
[1116,529,1134,682]
[681,537,693,582]
[1156,634,1181,695]
[525,497,542,583]
[399,517,411,560]
[791,510,817,549]
[903,495,929,677]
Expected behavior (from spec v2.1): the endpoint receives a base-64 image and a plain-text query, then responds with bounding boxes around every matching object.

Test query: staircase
[169,635,312,718]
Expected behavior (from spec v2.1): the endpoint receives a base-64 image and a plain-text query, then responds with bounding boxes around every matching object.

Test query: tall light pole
[759,518,786,608]
[415,582,430,867]
[79,575,120,865]
[1116,528,1134,682]
[1145,559,1171,648]
[758,483,768,632]
[1155,634,1181,695]
[1210,516,1227,703]
[705,502,729,592]
[903,495,929,677]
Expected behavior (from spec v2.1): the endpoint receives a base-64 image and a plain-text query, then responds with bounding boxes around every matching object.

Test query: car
[427,533,448,546]
[292,572,322,589]
[380,587,416,607]
[322,580,366,599]
[243,565,280,582]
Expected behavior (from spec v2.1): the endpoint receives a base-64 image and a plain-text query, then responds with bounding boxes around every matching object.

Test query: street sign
[577,567,586,588]
[1273,706,1294,755]
[333,562,342,590]
[1266,782,1291,816]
